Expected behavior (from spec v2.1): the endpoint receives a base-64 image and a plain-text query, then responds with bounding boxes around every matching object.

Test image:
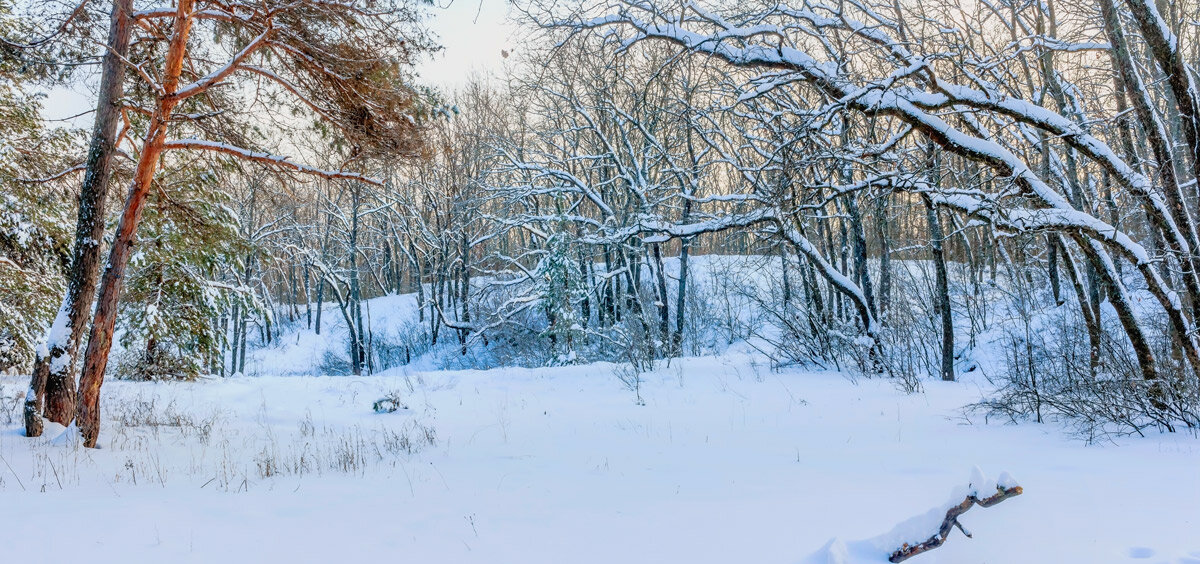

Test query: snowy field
[2,347,1198,563]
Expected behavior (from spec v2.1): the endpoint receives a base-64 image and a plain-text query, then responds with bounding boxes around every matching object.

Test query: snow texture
[0,261,1196,563]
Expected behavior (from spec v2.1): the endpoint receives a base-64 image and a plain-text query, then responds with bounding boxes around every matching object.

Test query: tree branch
[162,139,382,185]
[889,483,1024,563]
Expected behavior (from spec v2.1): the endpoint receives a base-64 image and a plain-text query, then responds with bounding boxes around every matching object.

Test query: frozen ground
[1,347,1198,563]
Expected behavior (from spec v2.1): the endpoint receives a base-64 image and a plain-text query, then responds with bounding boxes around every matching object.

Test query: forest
[1,0,1198,562]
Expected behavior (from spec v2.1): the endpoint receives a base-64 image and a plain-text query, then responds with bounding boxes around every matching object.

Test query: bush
[371,320,432,371]
[705,261,763,346]
[972,299,1200,440]
[111,345,203,381]
[317,349,353,376]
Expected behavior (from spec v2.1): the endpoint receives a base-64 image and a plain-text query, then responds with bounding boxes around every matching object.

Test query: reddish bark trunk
[76,0,196,448]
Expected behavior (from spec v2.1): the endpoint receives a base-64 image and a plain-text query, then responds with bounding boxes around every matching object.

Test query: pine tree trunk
[219,315,228,377]
[76,0,196,448]
[25,0,133,436]
[579,248,592,330]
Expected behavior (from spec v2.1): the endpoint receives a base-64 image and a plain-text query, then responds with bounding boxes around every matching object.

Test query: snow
[246,292,423,375]
[803,467,1024,563]
[996,471,1019,490]
[42,299,74,352]
[1,344,1198,562]
[3,257,1199,562]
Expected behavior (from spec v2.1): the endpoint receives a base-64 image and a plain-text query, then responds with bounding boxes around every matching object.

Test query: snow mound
[45,422,80,447]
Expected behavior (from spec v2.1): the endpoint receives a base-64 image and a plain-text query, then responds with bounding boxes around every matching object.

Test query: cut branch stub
[889,484,1024,563]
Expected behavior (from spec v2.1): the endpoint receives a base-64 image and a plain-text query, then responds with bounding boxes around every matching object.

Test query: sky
[41,0,518,127]
[419,0,518,89]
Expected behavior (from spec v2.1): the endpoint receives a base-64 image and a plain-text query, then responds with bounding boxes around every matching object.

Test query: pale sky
[420,0,518,89]
[41,1,517,127]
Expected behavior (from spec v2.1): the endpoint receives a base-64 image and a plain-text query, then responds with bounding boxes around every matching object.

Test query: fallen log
[888,482,1024,562]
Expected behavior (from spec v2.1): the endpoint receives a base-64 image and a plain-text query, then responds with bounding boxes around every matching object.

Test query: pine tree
[114,168,259,380]
[537,231,587,365]
[0,2,77,373]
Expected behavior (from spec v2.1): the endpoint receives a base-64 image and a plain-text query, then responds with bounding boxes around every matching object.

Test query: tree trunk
[1057,236,1101,376]
[460,232,471,355]
[1047,235,1063,306]
[1123,0,1200,195]
[314,212,332,335]
[349,186,366,375]
[412,241,425,323]
[924,195,955,382]
[780,243,792,306]
[1077,237,1165,384]
[1101,0,1200,322]
[876,194,892,319]
[303,260,312,329]
[76,0,196,448]
[25,0,133,436]
[846,196,876,318]
[652,243,670,346]
[673,233,691,354]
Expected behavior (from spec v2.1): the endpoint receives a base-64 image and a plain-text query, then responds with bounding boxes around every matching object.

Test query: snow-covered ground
[1,346,1198,563]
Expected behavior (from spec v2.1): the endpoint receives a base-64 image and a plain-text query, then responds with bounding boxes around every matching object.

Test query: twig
[0,452,26,491]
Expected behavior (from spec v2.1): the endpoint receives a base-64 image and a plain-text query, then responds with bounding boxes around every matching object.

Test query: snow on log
[887,469,1023,562]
